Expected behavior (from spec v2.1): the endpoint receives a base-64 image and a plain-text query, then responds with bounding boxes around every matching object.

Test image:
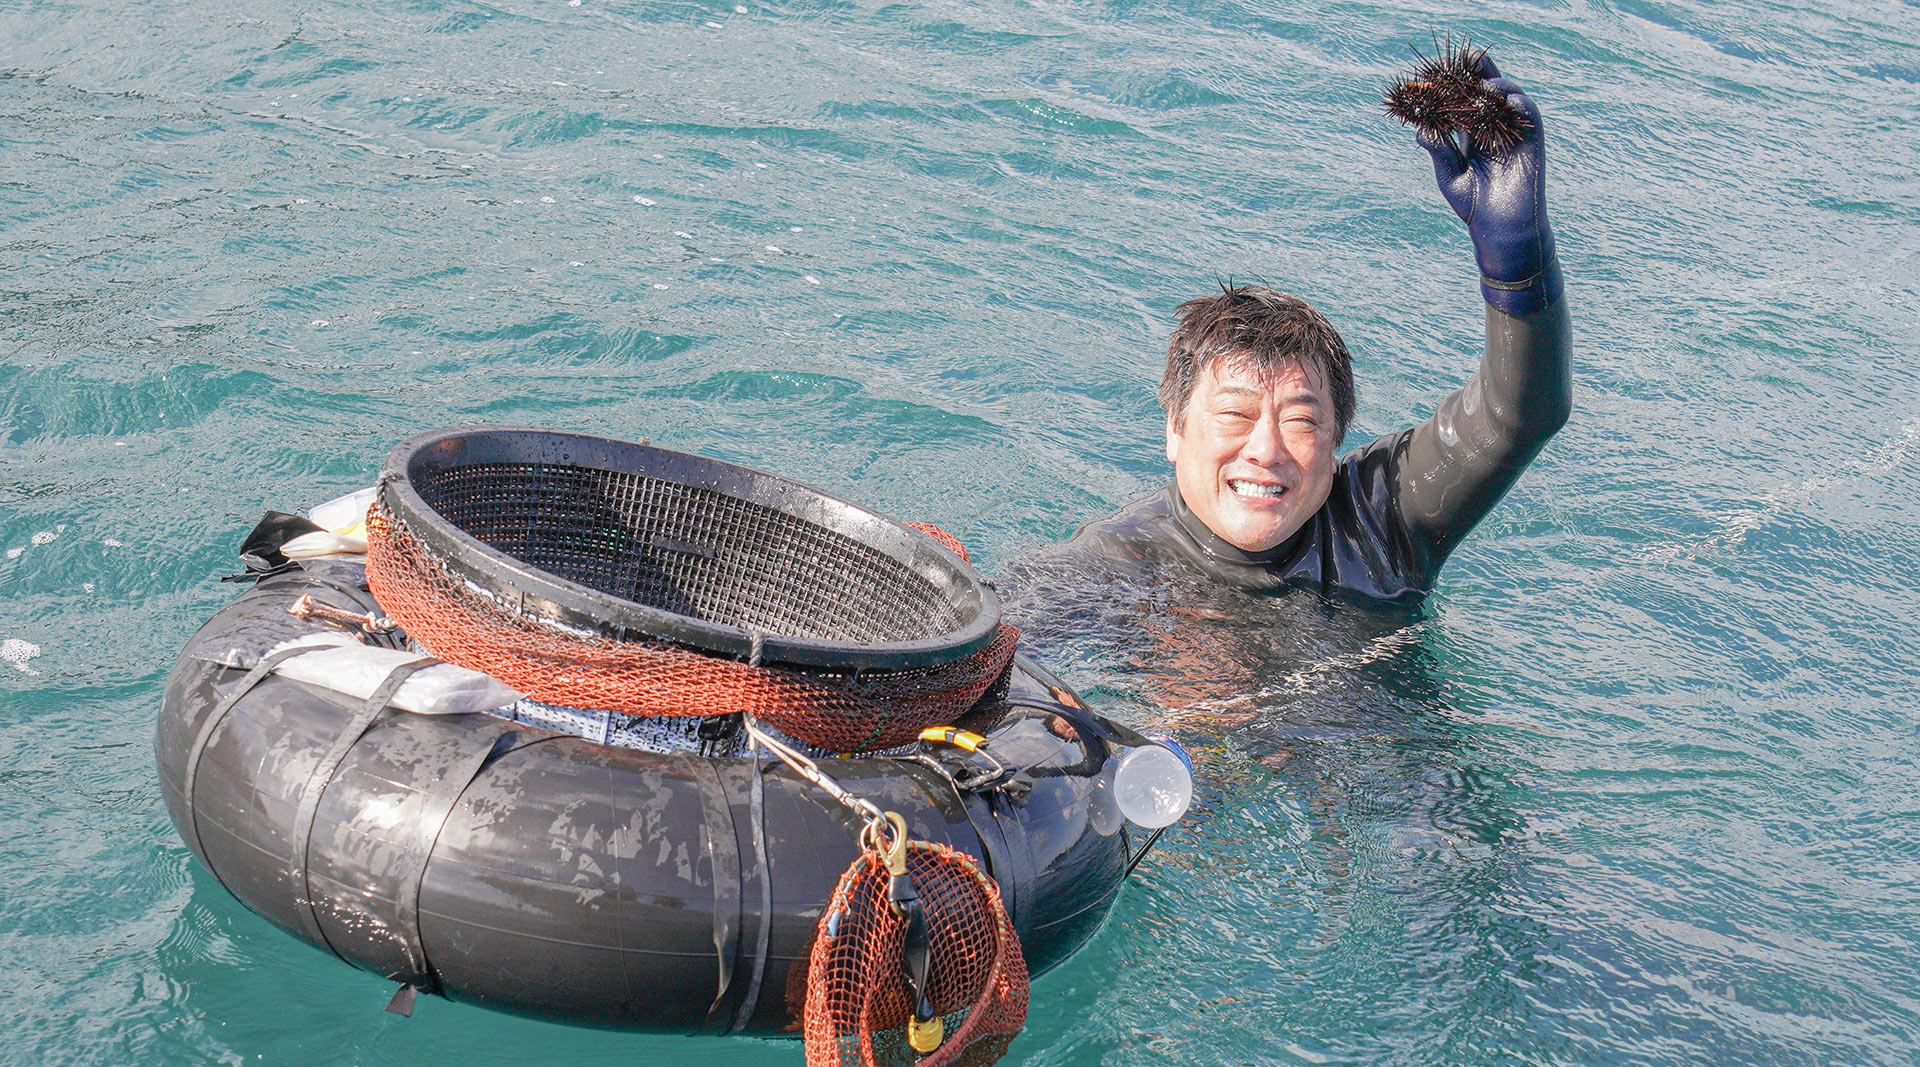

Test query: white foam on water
[1644,420,1920,566]
[4,548,21,560]
[1165,622,1429,724]
[30,530,57,546]
[633,196,655,205]
[804,275,821,285]
[103,538,124,547]
[3,639,41,675]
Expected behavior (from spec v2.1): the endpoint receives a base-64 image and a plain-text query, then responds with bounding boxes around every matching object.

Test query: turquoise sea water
[4,0,1918,1063]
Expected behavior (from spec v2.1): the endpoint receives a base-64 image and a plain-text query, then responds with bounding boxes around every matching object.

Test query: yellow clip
[918,726,986,753]
[908,1013,945,1054]
[863,811,911,877]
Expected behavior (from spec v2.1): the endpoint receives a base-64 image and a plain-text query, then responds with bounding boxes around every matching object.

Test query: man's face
[1166,355,1339,553]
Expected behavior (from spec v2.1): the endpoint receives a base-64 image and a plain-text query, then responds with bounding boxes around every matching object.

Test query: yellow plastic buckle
[918,726,986,753]
[908,1013,945,1054]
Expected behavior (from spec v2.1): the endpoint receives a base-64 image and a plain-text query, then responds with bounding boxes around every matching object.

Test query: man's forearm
[1396,263,1571,564]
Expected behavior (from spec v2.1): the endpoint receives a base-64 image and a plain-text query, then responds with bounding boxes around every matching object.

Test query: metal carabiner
[861,810,911,878]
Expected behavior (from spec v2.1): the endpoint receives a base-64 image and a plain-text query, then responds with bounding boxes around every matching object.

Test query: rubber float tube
[156,555,1170,1034]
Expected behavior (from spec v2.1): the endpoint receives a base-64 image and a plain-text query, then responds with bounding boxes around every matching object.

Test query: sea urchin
[1383,37,1533,157]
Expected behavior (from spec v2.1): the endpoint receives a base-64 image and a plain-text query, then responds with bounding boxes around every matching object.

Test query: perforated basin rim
[375,427,1001,672]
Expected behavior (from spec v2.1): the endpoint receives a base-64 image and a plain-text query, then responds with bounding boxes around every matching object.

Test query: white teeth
[1229,480,1284,499]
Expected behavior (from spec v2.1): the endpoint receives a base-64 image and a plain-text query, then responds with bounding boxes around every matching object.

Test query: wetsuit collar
[1163,480,1300,567]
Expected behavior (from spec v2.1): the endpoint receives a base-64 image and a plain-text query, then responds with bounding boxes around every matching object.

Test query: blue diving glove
[1416,55,1563,315]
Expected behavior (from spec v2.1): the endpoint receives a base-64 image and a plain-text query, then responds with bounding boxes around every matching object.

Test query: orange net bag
[902,522,972,563]
[365,502,1017,753]
[804,834,1028,1067]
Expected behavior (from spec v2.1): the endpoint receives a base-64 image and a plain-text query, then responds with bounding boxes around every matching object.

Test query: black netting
[413,461,963,644]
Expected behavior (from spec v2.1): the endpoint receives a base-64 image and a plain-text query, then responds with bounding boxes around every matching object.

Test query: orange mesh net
[804,841,1028,1067]
[902,521,971,563]
[363,503,1018,753]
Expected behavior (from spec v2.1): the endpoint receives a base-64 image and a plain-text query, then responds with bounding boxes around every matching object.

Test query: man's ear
[1165,411,1182,466]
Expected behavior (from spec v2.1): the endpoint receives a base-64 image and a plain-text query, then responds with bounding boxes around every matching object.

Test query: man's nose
[1240,414,1287,466]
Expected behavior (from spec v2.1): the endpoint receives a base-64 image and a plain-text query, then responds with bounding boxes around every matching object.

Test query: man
[1039,59,1570,602]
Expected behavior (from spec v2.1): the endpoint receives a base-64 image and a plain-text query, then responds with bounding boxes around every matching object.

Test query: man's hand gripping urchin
[1409,53,1562,316]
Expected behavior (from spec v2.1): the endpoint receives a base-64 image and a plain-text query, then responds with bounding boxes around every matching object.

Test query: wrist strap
[1482,271,1544,292]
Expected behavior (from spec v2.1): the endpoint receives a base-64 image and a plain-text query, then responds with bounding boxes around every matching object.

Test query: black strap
[290,656,439,956]
[728,748,775,1034]
[1123,824,1170,877]
[387,728,521,990]
[182,644,337,883]
[692,755,743,1030]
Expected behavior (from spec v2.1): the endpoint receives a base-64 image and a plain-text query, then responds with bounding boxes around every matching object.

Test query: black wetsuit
[1031,284,1571,602]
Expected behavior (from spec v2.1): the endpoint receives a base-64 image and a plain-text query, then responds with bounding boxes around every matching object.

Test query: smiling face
[1166,354,1339,553]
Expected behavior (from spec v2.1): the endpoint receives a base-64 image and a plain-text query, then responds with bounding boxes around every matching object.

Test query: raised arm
[1396,56,1572,567]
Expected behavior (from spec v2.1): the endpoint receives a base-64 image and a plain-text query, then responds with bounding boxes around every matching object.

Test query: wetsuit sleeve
[1395,283,1571,570]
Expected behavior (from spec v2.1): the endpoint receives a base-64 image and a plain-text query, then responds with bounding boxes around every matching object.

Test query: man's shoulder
[1324,426,1435,596]
[1062,483,1185,562]
[1336,426,1415,474]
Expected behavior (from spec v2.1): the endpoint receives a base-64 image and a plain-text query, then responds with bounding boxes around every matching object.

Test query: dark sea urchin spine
[1383,38,1533,157]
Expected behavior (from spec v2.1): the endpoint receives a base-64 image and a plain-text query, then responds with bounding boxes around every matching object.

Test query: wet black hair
[1159,283,1357,442]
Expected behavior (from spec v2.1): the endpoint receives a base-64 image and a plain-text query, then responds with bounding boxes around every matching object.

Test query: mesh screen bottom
[365,503,1018,753]
[801,842,1028,1067]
